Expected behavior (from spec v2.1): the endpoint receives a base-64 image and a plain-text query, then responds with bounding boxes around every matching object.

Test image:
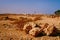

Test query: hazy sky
[0,0,60,14]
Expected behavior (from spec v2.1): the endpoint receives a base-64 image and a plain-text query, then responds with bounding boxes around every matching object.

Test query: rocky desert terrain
[0,14,60,40]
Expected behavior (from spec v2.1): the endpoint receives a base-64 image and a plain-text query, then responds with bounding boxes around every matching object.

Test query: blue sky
[0,0,60,14]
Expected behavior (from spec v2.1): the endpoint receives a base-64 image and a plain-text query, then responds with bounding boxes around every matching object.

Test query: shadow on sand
[36,29,60,37]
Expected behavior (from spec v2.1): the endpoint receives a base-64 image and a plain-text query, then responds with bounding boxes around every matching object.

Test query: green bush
[55,10,60,16]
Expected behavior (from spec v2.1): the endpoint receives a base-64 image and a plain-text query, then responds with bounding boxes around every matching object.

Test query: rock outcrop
[23,22,58,37]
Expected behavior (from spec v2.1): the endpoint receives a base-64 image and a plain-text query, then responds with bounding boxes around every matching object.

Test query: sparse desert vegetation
[0,14,60,40]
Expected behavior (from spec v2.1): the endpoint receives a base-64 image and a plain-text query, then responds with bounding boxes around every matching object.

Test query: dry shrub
[50,15,56,18]
[15,17,33,31]
[8,18,17,21]
[19,17,33,22]
[0,16,8,20]
[34,16,42,21]
[49,15,60,18]
[0,16,17,21]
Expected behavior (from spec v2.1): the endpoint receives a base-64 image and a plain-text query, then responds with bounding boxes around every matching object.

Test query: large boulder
[43,24,56,36]
[29,27,41,37]
[23,22,37,34]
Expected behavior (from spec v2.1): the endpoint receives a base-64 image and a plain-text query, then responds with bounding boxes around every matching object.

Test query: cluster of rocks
[23,22,58,37]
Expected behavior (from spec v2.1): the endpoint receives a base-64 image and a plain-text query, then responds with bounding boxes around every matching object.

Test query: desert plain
[0,14,60,40]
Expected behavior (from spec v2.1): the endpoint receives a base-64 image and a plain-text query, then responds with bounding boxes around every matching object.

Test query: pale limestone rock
[43,25,55,36]
[23,22,36,33]
[29,27,41,36]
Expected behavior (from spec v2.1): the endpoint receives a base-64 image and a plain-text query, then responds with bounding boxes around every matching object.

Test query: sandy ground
[0,14,60,40]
